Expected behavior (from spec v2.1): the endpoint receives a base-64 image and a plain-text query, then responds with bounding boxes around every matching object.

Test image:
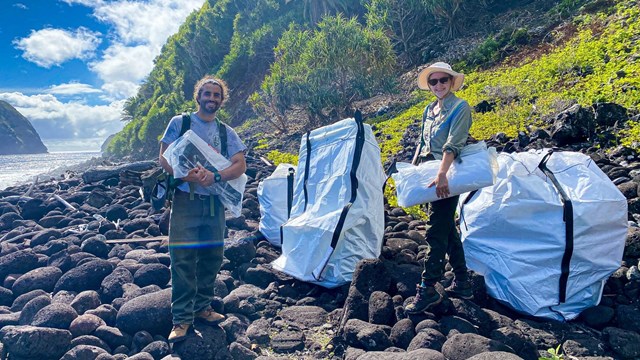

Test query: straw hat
[417,62,464,91]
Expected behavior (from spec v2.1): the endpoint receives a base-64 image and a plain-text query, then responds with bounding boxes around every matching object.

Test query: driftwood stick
[105,236,168,244]
[259,156,273,167]
[23,176,38,197]
[52,194,77,212]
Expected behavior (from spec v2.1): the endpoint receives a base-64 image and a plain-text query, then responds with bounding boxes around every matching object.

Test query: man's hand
[183,166,215,187]
[428,172,450,199]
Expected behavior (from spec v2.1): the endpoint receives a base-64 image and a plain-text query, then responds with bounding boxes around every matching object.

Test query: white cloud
[13,3,28,10]
[14,27,102,68]
[46,82,102,95]
[87,0,204,91]
[0,92,125,140]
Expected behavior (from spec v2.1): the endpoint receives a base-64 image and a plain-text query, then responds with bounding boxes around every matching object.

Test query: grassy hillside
[374,0,639,165]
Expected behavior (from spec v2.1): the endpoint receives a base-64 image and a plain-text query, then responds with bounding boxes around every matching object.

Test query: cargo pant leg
[421,195,460,284]
[193,198,226,313]
[169,246,197,325]
[446,218,468,280]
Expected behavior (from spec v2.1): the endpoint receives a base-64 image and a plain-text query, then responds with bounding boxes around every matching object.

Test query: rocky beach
[0,102,639,360]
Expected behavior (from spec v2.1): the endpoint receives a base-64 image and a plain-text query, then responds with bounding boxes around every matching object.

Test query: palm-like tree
[287,0,349,25]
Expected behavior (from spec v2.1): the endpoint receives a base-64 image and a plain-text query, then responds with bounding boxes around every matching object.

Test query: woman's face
[428,72,452,99]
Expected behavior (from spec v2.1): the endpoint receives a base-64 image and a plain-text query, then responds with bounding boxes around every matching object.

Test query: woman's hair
[193,76,229,105]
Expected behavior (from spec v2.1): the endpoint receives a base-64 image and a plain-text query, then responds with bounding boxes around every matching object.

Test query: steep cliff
[0,100,48,155]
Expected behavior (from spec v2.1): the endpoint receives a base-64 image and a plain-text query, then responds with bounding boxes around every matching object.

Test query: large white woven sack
[460,149,628,321]
[272,116,385,288]
[258,163,296,247]
[392,141,498,207]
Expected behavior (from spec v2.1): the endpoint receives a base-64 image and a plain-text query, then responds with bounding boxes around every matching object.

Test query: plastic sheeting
[272,115,385,288]
[392,141,498,207]
[163,130,247,217]
[459,149,628,321]
[258,163,296,247]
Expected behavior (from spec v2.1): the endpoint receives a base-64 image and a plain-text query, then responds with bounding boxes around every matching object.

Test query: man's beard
[202,101,219,113]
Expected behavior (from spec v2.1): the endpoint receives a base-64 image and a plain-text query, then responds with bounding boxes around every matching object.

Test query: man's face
[198,83,223,114]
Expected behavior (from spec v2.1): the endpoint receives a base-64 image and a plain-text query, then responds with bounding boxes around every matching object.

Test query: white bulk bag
[272,114,385,288]
[460,149,628,321]
[258,163,296,247]
[163,130,247,217]
[392,141,498,207]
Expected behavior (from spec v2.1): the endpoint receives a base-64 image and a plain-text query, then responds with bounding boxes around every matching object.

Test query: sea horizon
[0,138,106,191]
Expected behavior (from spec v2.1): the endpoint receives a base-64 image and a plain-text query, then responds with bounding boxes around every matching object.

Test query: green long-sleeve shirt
[418,92,472,160]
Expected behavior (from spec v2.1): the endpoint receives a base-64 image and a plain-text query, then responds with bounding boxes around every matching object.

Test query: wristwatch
[212,170,221,182]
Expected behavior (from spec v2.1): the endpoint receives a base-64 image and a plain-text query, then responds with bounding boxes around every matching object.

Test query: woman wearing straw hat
[404,62,474,314]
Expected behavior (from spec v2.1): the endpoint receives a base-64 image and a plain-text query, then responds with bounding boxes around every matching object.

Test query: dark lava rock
[31,303,78,329]
[116,287,171,336]
[19,293,51,325]
[271,328,305,353]
[278,305,327,328]
[100,266,134,303]
[70,290,102,314]
[389,318,415,349]
[369,291,395,326]
[0,325,72,360]
[69,313,106,337]
[54,258,114,293]
[407,327,446,352]
[133,263,170,288]
[225,237,257,266]
[81,235,111,258]
[94,325,132,349]
[441,333,514,360]
[60,344,109,360]
[0,249,40,282]
[12,266,63,296]
[11,289,49,311]
[172,325,230,360]
[355,348,446,359]
[603,326,640,359]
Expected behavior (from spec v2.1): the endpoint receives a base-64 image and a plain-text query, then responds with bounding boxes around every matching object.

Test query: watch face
[214,172,221,182]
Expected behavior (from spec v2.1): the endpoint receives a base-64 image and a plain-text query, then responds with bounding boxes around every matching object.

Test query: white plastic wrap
[392,141,498,207]
[460,149,628,321]
[258,163,296,247]
[163,130,247,217]
[272,117,385,288]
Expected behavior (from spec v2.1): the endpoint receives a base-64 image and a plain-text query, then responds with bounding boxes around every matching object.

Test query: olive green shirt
[418,92,472,160]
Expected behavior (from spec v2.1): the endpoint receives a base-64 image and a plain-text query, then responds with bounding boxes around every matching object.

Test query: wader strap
[538,150,574,303]
[189,183,195,201]
[210,196,215,217]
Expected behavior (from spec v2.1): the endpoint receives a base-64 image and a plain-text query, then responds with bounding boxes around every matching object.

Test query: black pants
[421,194,468,284]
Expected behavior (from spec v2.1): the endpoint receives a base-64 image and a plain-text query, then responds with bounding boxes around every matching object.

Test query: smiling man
[159,76,247,343]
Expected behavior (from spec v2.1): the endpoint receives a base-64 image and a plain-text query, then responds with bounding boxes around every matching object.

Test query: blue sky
[0,0,204,150]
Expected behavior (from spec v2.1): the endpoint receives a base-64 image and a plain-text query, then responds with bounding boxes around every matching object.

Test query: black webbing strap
[280,167,295,246]
[314,110,366,281]
[287,167,295,217]
[459,189,479,231]
[180,113,192,136]
[538,149,574,303]
[303,132,312,211]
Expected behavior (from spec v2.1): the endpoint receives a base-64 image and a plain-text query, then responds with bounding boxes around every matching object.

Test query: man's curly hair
[193,76,229,106]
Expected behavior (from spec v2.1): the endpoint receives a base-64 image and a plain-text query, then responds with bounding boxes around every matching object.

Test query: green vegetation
[266,150,299,166]
[253,15,397,129]
[539,344,564,360]
[453,0,639,141]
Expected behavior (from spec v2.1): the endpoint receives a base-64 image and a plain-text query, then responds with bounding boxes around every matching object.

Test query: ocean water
[0,151,102,190]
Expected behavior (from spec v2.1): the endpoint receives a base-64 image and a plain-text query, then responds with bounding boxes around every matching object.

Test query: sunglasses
[428,77,451,86]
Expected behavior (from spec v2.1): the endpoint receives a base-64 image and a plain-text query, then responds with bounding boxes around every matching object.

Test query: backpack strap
[180,113,192,136]
[218,120,228,158]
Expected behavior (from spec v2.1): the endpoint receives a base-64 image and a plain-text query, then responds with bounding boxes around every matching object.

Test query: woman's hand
[428,172,450,199]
